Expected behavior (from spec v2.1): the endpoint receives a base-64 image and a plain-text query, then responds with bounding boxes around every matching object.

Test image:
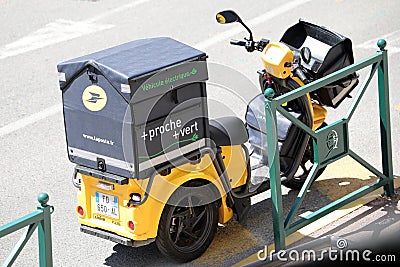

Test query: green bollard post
[377,39,395,197]
[264,88,286,251]
[37,193,53,267]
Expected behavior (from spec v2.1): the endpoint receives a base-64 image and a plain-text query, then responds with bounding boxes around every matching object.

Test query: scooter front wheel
[284,123,327,190]
[156,182,219,262]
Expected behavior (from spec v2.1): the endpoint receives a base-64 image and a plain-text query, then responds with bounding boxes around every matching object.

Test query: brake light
[77,206,85,217]
[128,221,135,231]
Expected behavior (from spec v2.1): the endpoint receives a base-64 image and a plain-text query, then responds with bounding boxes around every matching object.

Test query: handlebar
[229,37,310,84]
[293,67,309,84]
[229,38,269,52]
[230,39,246,46]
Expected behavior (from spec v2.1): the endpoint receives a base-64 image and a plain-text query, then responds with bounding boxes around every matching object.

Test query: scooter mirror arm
[239,20,254,42]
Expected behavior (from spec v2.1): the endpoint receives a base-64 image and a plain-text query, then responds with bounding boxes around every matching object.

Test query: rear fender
[150,166,234,226]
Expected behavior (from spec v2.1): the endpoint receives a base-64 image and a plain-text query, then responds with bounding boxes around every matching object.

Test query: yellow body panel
[77,145,248,241]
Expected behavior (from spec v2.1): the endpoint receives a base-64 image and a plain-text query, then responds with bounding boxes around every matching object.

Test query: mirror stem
[239,20,253,41]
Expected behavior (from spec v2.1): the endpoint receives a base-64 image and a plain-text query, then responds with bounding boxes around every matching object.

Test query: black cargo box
[280,20,358,108]
[58,37,209,179]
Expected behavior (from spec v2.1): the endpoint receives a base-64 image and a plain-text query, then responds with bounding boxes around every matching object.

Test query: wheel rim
[167,195,213,253]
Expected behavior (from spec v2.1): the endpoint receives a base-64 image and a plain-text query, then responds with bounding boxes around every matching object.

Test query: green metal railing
[0,193,54,267]
[264,39,394,251]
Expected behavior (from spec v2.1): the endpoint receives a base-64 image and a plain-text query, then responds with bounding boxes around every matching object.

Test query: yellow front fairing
[261,42,294,79]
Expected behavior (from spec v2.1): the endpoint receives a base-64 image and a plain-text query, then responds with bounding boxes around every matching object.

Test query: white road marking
[0,0,153,60]
[356,30,400,55]
[0,104,62,137]
[0,0,311,137]
[85,0,152,23]
[196,0,312,50]
[0,20,114,60]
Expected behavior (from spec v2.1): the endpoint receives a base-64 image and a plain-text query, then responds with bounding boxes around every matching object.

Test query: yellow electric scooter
[64,10,358,262]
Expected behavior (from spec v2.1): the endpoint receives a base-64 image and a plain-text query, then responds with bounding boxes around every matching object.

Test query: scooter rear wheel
[156,182,218,262]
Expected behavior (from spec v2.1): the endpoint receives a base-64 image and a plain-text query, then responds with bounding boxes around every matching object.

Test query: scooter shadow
[104,242,184,267]
[103,187,323,267]
[103,176,380,267]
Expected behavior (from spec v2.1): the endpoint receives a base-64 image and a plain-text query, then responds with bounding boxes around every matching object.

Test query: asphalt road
[1,0,399,266]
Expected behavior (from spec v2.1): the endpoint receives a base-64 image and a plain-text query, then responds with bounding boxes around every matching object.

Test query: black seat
[209,117,248,146]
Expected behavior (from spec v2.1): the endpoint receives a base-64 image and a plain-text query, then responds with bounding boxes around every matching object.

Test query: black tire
[284,123,328,190]
[156,181,219,262]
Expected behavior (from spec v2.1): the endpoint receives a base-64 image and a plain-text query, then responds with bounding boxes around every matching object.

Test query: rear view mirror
[216,10,241,24]
[301,47,312,64]
[216,10,253,42]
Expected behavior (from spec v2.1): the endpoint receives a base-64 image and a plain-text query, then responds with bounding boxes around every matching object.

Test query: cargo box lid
[57,37,206,90]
